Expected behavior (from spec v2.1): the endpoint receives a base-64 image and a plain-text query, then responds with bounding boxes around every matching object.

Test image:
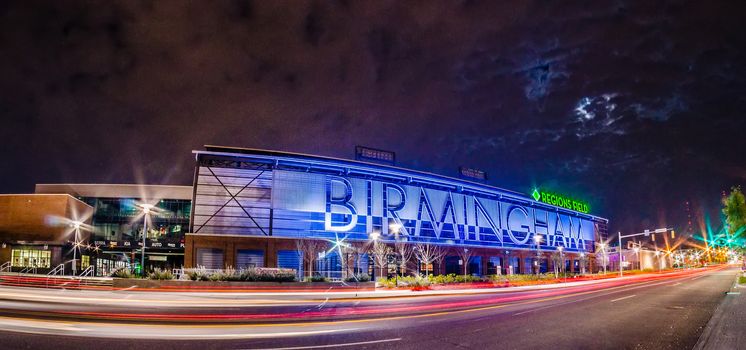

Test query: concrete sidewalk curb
[694,271,746,350]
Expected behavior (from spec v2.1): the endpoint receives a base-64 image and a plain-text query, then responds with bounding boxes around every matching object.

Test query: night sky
[2,1,746,236]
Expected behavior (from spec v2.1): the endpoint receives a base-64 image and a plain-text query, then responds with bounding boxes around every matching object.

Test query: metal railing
[18,266,37,274]
[78,266,94,278]
[309,270,344,282]
[0,262,10,273]
[47,264,65,276]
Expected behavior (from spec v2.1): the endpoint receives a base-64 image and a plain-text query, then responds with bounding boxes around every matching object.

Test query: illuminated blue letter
[325,176,358,232]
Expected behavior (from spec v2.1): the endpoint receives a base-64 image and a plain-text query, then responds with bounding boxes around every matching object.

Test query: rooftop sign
[355,146,395,165]
[459,167,487,181]
[532,189,590,214]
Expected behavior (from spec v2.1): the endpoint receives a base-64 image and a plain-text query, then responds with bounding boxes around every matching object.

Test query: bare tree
[296,239,328,278]
[337,243,357,279]
[577,253,589,275]
[414,243,446,276]
[456,247,475,277]
[369,240,392,280]
[394,241,414,276]
[550,251,563,278]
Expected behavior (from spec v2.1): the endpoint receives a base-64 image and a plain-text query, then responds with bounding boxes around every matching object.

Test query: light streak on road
[0,265,729,341]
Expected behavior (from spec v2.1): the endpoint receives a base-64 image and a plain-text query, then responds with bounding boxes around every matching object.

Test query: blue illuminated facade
[188,147,608,276]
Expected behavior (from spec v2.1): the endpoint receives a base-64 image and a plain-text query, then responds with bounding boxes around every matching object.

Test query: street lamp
[138,204,154,276]
[597,242,607,274]
[389,223,402,236]
[463,248,469,277]
[534,234,542,276]
[70,221,82,275]
[654,250,662,273]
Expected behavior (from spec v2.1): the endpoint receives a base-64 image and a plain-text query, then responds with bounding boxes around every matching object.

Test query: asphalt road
[0,267,738,350]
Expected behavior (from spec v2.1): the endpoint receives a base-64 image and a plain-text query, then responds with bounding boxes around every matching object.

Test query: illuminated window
[81,255,90,269]
[11,249,51,268]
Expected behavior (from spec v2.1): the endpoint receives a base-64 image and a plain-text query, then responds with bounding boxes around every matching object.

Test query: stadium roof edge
[196,145,608,222]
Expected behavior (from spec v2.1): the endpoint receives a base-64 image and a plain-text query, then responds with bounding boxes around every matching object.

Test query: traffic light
[671,230,675,239]
[651,233,656,241]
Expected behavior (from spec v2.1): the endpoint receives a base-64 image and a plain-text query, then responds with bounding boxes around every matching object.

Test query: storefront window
[85,197,191,243]
[81,255,90,269]
[11,249,51,268]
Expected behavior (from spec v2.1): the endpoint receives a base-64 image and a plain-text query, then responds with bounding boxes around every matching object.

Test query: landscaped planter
[112,278,375,291]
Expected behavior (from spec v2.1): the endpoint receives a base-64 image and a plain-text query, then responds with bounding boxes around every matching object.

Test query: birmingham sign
[270,171,596,253]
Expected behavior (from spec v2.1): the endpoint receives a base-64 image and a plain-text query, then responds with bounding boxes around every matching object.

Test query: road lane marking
[511,276,697,316]
[672,282,682,286]
[610,295,636,303]
[249,338,402,350]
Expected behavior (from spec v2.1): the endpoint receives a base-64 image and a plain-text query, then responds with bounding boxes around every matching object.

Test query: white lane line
[248,338,402,350]
[511,275,695,316]
[610,294,637,303]
[673,282,682,286]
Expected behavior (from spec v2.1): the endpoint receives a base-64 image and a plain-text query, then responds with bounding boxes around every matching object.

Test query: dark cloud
[1,0,746,235]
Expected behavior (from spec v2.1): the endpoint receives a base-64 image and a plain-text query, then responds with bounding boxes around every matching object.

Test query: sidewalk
[694,270,746,350]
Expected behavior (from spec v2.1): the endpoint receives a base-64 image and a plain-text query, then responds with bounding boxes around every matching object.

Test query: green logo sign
[531,189,590,214]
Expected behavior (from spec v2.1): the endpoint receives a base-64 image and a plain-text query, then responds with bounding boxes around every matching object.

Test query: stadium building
[186,146,609,279]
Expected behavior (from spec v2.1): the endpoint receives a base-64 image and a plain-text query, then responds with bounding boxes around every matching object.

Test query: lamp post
[139,204,154,277]
[390,223,401,280]
[597,242,607,274]
[655,250,662,273]
[558,246,565,280]
[71,221,82,275]
[534,234,542,276]
[633,247,640,270]
[463,248,469,277]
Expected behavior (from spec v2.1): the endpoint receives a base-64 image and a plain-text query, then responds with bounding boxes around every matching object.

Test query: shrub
[430,274,456,284]
[344,273,371,283]
[240,268,260,282]
[111,268,135,279]
[255,268,296,282]
[183,267,297,282]
[185,267,210,281]
[453,274,483,283]
[148,268,174,280]
[306,275,329,282]
[739,275,746,285]
[376,277,397,288]
[221,267,244,281]
[408,276,431,290]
